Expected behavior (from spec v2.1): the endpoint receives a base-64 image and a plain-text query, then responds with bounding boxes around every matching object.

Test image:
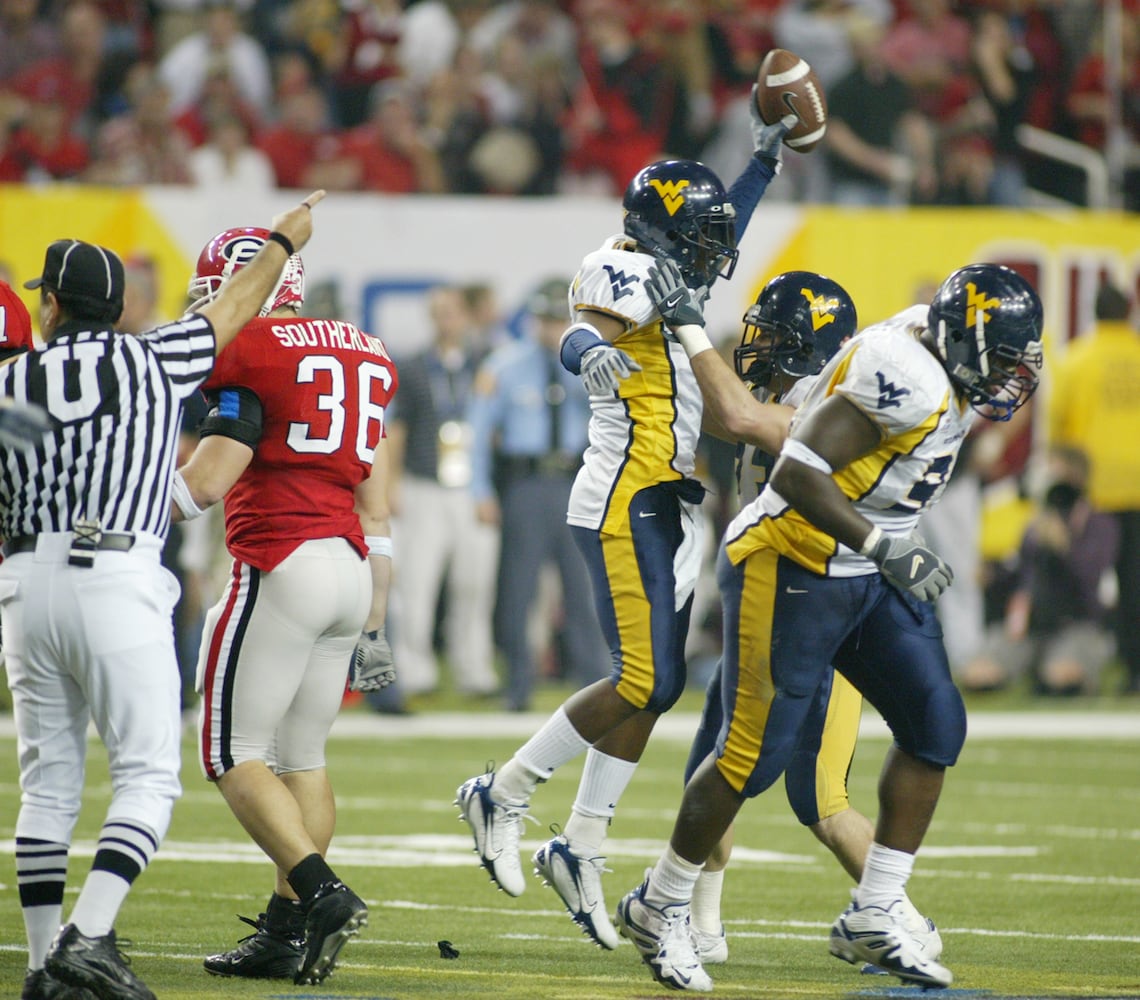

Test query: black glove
[349,625,396,692]
[864,530,954,602]
[645,259,706,328]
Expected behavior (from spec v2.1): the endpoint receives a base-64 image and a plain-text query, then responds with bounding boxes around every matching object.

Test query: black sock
[286,854,337,905]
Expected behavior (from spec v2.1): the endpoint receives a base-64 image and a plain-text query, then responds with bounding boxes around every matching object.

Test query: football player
[620,262,1043,990]
[172,227,398,986]
[456,101,800,951]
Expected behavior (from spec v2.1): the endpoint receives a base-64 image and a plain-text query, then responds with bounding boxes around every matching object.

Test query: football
[755,48,828,153]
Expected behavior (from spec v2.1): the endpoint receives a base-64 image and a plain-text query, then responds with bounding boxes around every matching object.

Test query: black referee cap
[25,239,125,313]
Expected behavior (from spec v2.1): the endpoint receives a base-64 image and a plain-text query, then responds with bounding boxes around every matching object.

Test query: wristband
[171,468,206,521]
[266,231,295,256]
[673,323,714,358]
[859,525,883,557]
[559,323,604,374]
[365,535,393,557]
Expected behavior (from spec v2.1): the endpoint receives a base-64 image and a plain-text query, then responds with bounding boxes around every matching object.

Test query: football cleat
[692,923,728,965]
[203,908,305,979]
[456,771,533,897]
[45,925,155,1000]
[616,879,713,992]
[829,897,953,989]
[294,881,368,985]
[22,967,97,1000]
[532,834,619,949]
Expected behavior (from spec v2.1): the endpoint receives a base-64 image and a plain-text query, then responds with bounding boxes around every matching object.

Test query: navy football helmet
[928,263,1043,420]
[622,159,738,290]
[734,271,857,388]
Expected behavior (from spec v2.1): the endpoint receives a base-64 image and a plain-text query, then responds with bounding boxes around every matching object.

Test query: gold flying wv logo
[965,282,1001,328]
[649,178,691,216]
[802,288,839,331]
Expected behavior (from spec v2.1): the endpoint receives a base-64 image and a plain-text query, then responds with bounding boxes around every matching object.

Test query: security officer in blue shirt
[469,278,609,711]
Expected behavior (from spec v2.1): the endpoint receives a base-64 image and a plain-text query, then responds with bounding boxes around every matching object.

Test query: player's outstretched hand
[580,342,641,396]
[646,259,706,328]
[349,625,396,692]
[864,529,954,602]
[0,398,51,451]
[749,85,798,167]
[271,189,326,257]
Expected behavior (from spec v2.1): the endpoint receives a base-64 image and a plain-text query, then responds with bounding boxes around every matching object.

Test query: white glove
[0,398,51,451]
[749,84,798,170]
[863,529,954,603]
[349,625,396,692]
[580,342,642,396]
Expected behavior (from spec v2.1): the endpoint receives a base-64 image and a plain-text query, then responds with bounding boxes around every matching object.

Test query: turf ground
[2,691,1139,999]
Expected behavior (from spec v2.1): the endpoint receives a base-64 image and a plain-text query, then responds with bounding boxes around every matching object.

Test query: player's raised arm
[195,190,325,354]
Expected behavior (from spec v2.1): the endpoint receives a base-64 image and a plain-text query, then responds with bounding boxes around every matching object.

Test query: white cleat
[615,879,713,992]
[532,835,619,950]
[830,897,953,989]
[455,771,532,897]
[692,924,728,965]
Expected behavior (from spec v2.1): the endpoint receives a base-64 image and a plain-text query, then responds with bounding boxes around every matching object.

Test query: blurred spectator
[256,82,348,189]
[562,0,673,194]
[880,0,971,121]
[158,0,273,119]
[1065,6,1140,153]
[773,0,894,91]
[1048,280,1140,694]
[462,281,510,353]
[172,58,262,147]
[823,15,937,205]
[468,0,578,85]
[6,1,108,136]
[330,0,405,127]
[333,78,446,192]
[394,0,464,89]
[83,62,192,184]
[958,446,1120,695]
[0,0,60,82]
[188,111,275,187]
[387,285,500,700]
[467,277,607,711]
[0,78,88,180]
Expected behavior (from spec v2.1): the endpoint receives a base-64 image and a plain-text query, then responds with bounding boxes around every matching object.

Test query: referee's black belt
[3,532,136,558]
[497,454,582,478]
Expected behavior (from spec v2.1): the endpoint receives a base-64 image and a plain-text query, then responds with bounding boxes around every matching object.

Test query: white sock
[691,868,725,934]
[563,749,639,857]
[70,871,131,938]
[645,845,703,908]
[23,904,62,970]
[495,706,590,804]
[856,842,915,909]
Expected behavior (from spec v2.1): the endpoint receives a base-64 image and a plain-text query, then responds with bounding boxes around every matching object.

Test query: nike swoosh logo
[638,511,657,518]
[781,92,804,124]
[785,587,808,594]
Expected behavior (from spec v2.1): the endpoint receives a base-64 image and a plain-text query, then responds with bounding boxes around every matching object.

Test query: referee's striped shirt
[0,314,215,541]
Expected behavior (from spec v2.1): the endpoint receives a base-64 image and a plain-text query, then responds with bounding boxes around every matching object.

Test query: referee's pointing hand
[272,189,327,257]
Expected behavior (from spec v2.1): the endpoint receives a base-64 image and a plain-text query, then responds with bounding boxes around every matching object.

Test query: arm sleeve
[199,386,264,450]
[727,155,777,238]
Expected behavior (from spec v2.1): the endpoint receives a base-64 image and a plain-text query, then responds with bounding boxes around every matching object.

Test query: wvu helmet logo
[648,178,691,217]
[801,288,839,331]
[965,282,1001,329]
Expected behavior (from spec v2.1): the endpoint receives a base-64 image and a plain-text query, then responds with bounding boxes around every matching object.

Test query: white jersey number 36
[287,355,391,462]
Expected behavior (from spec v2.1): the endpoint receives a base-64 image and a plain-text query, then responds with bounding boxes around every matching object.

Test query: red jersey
[0,281,34,356]
[204,315,398,571]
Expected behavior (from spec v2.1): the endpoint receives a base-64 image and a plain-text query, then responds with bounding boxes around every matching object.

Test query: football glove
[864,530,954,603]
[580,342,642,396]
[0,398,51,451]
[646,259,707,328]
[349,625,396,692]
[749,85,798,169]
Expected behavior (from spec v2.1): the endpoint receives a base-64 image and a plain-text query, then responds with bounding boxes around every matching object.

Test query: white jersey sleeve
[571,236,659,331]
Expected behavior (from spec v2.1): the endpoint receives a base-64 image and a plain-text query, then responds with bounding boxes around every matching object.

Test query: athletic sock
[645,845,703,908]
[563,748,638,858]
[691,868,725,935]
[855,842,915,910]
[17,838,68,969]
[70,819,158,938]
[286,854,338,906]
[494,706,590,803]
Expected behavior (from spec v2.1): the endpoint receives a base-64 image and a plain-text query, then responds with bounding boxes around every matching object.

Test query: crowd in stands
[0,0,1137,207]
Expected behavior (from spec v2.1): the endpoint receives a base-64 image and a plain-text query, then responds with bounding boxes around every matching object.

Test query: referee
[1,190,325,1000]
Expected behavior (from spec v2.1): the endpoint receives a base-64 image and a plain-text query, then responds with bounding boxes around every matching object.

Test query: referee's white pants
[391,476,499,696]
[0,534,182,845]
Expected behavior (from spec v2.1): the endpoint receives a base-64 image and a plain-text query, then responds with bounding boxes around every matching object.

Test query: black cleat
[22,967,98,1000]
[294,880,368,985]
[203,910,305,979]
[44,925,155,1000]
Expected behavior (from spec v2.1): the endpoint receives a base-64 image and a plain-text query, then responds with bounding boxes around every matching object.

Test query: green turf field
[3,692,1139,999]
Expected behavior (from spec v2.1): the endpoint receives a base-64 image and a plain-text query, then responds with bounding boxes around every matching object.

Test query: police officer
[468,277,609,712]
[1,191,324,1000]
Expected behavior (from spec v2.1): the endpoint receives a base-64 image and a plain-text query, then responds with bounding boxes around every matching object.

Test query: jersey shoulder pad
[572,242,656,329]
